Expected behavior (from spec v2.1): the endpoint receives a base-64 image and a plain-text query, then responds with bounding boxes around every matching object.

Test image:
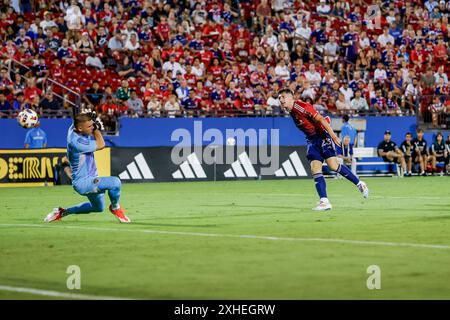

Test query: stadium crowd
[0,0,450,131]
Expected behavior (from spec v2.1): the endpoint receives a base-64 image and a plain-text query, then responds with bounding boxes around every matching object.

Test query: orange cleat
[109,205,131,223]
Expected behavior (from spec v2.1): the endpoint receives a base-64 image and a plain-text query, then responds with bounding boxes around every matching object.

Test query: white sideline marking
[0,284,131,300]
[200,193,448,200]
[1,224,450,250]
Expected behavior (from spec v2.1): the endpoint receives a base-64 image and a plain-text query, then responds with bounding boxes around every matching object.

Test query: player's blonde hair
[73,113,92,129]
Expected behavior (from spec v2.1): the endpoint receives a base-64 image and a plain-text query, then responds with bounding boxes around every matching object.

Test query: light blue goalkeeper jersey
[67,124,98,186]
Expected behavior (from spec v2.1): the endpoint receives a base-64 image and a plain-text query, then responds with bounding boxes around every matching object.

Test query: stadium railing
[5,58,82,115]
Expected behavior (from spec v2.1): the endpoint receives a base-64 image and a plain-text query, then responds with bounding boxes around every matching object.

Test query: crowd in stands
[0,0,450,131]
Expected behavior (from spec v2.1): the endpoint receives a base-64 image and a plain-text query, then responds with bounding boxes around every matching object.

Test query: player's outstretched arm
[93,129,105,150]
[314,114,341,147]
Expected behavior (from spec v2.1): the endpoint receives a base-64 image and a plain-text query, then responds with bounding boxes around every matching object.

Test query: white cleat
[313,199,332,211]
[357,181,369,199]
[44,207,64,222]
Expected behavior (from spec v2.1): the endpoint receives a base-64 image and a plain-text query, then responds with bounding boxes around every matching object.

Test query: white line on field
[1,223,450,250]
[268,194,447,200]
[0,284,131,300]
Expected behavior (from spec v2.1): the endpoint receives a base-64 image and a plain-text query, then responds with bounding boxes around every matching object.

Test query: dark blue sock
[313,173,327,199]
[336,164,360,185]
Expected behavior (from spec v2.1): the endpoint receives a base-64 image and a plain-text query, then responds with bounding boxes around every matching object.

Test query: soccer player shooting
[44,113,131,223]
[278,88,369,211]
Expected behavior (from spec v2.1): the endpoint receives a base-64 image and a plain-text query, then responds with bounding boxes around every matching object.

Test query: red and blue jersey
[290,100,327,140]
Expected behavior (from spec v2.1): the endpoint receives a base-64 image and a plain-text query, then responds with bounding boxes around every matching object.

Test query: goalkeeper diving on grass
[278,88,369,211]
[44,112,131,223]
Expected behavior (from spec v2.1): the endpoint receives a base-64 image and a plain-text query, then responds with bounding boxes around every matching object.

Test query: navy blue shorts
[306,135,337,162]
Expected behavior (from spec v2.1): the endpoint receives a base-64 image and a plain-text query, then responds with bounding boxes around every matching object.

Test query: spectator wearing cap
[378,130,407,173]
[40,12,58,35]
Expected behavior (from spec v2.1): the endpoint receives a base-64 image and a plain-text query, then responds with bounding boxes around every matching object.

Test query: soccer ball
[226,137,236,146]
[17,109,39,129]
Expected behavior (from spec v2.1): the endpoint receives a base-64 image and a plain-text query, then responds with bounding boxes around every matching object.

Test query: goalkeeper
[44,112,131,223]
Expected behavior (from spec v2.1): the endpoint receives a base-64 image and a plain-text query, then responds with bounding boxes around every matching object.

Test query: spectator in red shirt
[23,78,42,103]
[433,37,448,63]
[156,15,170,44]
[208,58,223,81]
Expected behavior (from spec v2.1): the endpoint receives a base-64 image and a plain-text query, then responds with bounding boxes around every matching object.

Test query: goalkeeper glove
[86,111,104,131]
[93,117,105,131]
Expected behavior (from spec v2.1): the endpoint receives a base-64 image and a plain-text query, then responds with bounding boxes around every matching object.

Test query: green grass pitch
[0,177,449,299]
